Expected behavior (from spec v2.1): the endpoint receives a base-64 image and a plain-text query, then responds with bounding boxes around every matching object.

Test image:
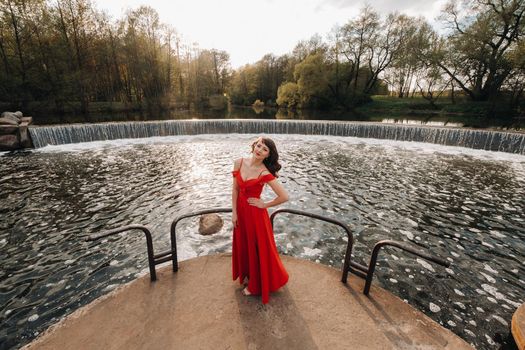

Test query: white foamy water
[2,133,524,350]
[34,133,525,164]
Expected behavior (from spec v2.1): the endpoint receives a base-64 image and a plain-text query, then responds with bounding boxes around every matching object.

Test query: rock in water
[0,125,18,135]
[0,111,22,124]
[198,214,224,235]
[0,134,20,150]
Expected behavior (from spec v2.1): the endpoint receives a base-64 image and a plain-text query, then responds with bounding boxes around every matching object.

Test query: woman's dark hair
[251,137,282,177]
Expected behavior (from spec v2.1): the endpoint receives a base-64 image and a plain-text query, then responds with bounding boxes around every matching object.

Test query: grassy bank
[0,100,191,116]
[356,95,514,117]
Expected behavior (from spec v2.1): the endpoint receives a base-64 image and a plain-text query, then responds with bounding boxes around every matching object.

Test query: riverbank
[3,96,523,130]
[353,96,523,130]
[356,95,520,118]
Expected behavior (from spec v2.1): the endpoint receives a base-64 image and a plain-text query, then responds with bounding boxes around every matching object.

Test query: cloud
[319,0,447,21]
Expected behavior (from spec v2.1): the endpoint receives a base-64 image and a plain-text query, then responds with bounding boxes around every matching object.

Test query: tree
[210,49,230,94]
[383,16,428,98]
[339,6,380,96]
[438,0,525,101]
[276,82,300,108]
[293,52,330,108]
[505,37,525,111]
[228,64,258,105]
[416,64,452,108]
[337,7,407,99]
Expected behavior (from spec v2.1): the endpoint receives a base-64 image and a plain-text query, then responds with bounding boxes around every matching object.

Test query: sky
[94,0,448,68]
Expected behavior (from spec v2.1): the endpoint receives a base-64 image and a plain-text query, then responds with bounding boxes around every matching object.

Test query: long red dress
[232,163,289,304]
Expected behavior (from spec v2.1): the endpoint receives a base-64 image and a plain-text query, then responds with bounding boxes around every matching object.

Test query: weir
[28,119,525,154]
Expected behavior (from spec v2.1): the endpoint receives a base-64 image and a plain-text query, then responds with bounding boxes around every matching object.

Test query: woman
[231,137,289,304]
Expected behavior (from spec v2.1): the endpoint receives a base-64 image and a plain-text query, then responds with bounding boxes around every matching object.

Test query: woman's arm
[248,178,289,209]
[232,159,241,226]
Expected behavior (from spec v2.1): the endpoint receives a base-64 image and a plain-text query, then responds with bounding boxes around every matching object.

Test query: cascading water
[28,120,525,154]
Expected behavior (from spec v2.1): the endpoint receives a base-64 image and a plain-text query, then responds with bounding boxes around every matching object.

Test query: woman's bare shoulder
[233,158,243,170]
[260,166,271,176]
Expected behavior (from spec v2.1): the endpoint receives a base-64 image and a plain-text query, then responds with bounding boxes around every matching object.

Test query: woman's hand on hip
[247,198,266,208]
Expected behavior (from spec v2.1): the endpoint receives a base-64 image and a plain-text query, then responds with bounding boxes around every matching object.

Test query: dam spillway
[28,119,525,154]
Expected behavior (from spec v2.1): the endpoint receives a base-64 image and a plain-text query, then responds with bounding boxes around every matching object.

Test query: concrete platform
[24,254,472,350]
[513,303,525,350]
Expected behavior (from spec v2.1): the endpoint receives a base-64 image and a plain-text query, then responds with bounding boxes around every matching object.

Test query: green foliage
[438,0,525,101]
[227,54,288,106]
[293,53,330,108]
[276,82,300,108]
[0,1,231,114]
[228,65,259,106]
[357,95,516,118]
[246,2,523,114]
[0,0,523,117]
[252,99,264,108]
[208,94,228,110]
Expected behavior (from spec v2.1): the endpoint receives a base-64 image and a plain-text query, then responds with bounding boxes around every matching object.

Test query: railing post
[170,221,179,272]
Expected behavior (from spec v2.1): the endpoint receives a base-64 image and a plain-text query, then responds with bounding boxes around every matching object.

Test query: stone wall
[0,111,33,151]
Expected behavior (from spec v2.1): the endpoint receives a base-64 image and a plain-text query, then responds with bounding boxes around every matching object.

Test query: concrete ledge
[23,254,472,350]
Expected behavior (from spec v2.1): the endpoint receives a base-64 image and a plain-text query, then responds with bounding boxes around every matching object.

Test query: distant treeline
[0,0,524,116]
[0,1,229,113]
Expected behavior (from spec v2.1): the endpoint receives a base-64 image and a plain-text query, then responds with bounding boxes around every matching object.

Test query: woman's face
[253,138,270,160]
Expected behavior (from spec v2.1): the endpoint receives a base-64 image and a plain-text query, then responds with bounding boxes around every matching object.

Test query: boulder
[20,116,33,124]
[19,123,32,148]
[0,134,19,151]
[198,214,224,235]
[1,111,21,123]
[0,116,19,125]
[0,125,18,135]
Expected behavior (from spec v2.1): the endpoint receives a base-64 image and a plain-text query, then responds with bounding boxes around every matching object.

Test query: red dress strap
[260,173,276,183]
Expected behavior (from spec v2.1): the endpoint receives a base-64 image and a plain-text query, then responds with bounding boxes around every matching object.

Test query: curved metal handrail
[362,240,450,295]
[86,225,157,281]
[269,208,354,283]
[88,208,452,297]
[169,207,232,272]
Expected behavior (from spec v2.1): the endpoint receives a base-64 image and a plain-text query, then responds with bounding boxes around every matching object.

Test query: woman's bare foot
[242,287,252,296]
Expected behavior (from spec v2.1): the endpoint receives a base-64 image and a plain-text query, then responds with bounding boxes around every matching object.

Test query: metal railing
[169,207,232,272]
[86,225,158,281]
[348,240,450,295]
[87,207,450,295]
[269,208,354,283]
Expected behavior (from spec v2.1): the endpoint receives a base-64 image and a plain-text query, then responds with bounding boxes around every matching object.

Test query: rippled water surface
[1,134,524,349]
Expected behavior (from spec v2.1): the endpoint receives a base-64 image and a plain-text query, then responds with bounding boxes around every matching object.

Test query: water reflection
[32,106,524,130]
[0,135,524,350]
[252,106,265,115]
[381,118,464,128]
